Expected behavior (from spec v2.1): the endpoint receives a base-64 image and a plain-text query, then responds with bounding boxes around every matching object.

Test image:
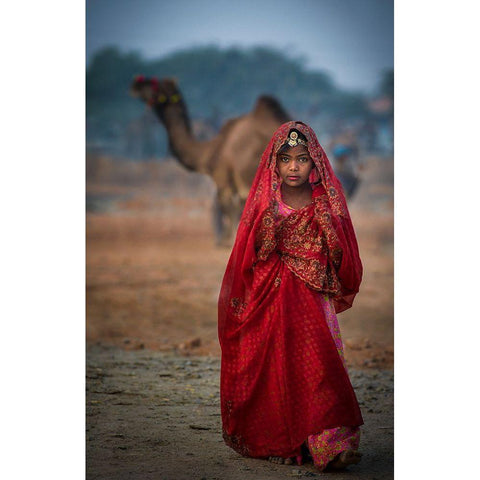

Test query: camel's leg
[213,189,236,247]
[212,194,224,244]
[236,198,246,225]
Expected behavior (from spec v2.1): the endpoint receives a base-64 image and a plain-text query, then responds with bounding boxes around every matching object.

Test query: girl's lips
[287,176,300,180]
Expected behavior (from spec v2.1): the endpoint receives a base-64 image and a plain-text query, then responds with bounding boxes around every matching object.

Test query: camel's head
[130,76,182,110]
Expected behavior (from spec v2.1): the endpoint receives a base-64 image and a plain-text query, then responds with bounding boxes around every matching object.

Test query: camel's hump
[252,96,290,123]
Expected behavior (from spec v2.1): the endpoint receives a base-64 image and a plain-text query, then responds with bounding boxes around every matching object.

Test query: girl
[218,121,364,471]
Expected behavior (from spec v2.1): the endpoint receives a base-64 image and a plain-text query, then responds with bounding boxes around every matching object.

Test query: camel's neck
[153,103,211,174]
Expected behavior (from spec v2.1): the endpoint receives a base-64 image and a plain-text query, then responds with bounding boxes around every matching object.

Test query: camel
[130,76,290,246]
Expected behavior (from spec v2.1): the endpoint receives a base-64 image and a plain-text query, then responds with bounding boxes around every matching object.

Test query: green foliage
[87,47,146,122]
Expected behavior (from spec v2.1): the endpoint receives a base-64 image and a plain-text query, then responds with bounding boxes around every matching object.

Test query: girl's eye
[281,157,289,162]
[299,157,308,163]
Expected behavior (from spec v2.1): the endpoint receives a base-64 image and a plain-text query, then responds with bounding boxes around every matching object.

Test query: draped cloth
[218,121,363,460]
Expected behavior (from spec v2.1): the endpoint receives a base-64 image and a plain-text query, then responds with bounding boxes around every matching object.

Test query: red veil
[218,121,363,459]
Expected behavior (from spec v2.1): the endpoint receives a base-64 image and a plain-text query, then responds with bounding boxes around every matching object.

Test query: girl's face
[276,144,314,188]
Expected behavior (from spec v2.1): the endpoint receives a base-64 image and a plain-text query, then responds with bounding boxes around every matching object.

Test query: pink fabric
[320,293,347,369]
[276,196,296,221]
[307,426,361,470]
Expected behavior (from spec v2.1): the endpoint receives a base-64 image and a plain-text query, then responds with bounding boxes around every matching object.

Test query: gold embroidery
[255,205,277,261]
[271,200,344,294]
[230,297,247,317]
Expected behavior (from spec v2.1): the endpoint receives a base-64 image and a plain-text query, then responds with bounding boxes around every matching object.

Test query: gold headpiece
[287,130,308,147]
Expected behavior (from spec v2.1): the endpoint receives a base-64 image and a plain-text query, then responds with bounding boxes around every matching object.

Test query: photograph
[86,1,394,478]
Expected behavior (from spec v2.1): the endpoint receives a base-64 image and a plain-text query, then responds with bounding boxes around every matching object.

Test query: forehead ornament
[287,130,308,147]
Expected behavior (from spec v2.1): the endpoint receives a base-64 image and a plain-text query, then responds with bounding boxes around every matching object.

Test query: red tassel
[150,77,159,92]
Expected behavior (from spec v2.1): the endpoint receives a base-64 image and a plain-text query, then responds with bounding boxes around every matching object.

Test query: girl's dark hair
[277,129,308,154]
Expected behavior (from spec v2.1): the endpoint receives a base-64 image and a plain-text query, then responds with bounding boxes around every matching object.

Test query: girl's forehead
[277,144,310,155]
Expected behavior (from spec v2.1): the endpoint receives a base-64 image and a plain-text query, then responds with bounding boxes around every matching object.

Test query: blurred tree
[379,69,394,99]
[86,45,370,158]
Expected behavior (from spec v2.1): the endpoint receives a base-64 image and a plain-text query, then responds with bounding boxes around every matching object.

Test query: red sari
[218,121,363,462]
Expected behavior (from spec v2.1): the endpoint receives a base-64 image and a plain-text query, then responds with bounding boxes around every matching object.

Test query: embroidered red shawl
[218,121,363,459]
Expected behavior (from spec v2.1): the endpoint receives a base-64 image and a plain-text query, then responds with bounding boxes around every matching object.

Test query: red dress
[218,121,363,464]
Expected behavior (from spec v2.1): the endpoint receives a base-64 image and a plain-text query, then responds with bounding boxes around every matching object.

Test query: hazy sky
[86,0,393,93]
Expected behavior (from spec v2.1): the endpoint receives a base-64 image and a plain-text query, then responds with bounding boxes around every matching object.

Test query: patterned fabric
[308,426,361,470]
[218,121,363,462]
[320,293,347,369]
[276,196,296,221]
[278,200,360,471]
[277,199,347,367]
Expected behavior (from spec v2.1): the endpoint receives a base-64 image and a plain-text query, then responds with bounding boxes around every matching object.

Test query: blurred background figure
[329,126,363,199]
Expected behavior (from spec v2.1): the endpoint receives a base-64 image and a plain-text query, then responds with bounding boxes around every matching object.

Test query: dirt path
[87,344,393,480]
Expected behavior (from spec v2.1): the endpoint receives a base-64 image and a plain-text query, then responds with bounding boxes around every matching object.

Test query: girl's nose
[289,161,299,171]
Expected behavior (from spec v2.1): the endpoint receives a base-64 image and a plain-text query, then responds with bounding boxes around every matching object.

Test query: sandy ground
[86,154,394,478]
[87,344,393,480]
